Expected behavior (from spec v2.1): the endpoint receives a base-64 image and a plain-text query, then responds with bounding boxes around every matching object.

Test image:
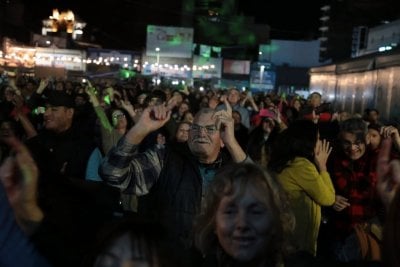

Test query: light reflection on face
[188,112,222,163]
[215,185,273,263]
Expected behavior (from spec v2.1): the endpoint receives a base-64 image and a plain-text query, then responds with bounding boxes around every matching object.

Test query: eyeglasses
[190,124,219,135]
[112,113,126,119]
[341,139,364,149]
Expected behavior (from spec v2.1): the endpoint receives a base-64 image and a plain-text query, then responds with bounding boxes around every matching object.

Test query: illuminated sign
[192,56,221,79]
[146,25,194,58]
[223,59,250,75]
[35,48,86,71]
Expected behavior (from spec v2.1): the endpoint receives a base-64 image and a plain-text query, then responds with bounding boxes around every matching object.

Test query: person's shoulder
[291,157,313,167]
[25,129,51,144]
[234,105,248,112]
[285,252,378,267]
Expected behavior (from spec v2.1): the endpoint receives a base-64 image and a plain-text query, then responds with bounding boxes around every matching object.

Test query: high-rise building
[318,0,400,63]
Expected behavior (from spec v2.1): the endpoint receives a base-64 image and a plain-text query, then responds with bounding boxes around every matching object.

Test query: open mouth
[193,139,209,144]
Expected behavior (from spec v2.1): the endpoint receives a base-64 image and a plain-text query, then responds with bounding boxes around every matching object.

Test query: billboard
[35,48,86,71]
[146,25,194,58]
[192,56,222,79]
[249,70,276,91]
[223,59,250,75]
[87,48,140,69]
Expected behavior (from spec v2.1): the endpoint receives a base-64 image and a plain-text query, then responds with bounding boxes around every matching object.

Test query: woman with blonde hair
[194,163,295,267]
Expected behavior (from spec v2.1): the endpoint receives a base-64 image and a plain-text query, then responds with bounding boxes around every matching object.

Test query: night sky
[30,0,323,33]
[238,0,324,39]
[1,0,330,50]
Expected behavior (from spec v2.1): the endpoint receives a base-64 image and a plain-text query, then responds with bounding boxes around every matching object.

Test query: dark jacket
[26,125,95,180]
[138,142,229,266]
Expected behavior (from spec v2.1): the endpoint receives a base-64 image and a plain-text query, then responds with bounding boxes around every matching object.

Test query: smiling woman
[194,163,295,267]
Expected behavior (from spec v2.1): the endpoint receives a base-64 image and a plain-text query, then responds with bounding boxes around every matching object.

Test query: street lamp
[260,65,265,87]
[155,47,160,84]
[155,47,160,64]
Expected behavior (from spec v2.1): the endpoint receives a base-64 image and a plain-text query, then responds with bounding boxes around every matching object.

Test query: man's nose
[198,127,208,136]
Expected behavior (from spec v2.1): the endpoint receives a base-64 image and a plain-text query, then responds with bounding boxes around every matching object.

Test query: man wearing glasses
[99,98,250,266]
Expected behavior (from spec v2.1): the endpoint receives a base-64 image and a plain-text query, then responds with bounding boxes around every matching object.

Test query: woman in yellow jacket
[268,119,335,257]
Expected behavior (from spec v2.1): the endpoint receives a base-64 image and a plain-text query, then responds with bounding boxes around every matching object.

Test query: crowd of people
[0,74,399,267]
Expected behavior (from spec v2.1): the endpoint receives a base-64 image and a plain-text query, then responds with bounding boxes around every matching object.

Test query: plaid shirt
[99,137,252,196]
[331,149,381,238]
[99,136,166,196]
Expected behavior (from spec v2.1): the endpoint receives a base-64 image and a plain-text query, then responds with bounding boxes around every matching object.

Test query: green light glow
[197,14,256,46]
[260,44,280,54]
[104,95,111,105]
[119,69,135,79]
[147,25,155,33]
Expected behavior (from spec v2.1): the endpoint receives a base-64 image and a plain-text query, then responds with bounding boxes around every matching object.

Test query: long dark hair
[247,119,280,165]
[85,217,169,267]
[268,120,318,173]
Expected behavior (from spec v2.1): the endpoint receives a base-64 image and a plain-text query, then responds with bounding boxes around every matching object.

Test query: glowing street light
[155,47,160,65]
[155,47,160,80]
[260,65,265,85]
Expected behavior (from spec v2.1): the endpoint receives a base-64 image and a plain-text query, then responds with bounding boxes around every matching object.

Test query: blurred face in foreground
[94,232,160,267]
[215,184,273,263]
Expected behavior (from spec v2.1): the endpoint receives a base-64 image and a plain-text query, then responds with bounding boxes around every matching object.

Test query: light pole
[155,47,160,83]
[260,65,265,88]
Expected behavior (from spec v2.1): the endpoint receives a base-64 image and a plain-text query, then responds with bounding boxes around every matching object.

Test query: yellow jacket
[278,157,335,256]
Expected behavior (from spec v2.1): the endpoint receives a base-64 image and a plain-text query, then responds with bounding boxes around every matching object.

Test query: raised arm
[381,125,400,152]
[85,85,113,132]
[13,94,37,139]
[214,99,248,163]
[99,103,174,194]
[377,138,400,210]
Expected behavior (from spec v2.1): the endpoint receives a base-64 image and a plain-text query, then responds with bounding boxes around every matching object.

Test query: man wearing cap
[26,90,95,179]
[25,90,119,267]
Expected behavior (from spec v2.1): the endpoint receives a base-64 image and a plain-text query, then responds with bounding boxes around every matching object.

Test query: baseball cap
[259,108,276,119]
[45,91,75,108]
